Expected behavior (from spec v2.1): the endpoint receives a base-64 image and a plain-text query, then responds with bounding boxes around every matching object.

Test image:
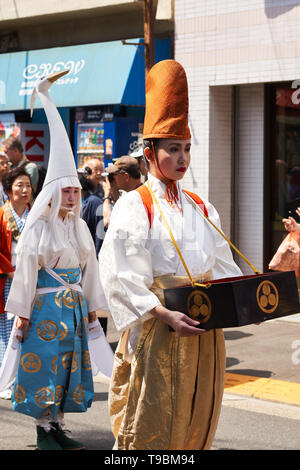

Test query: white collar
[147,173,181,198]
[148,173,182,209]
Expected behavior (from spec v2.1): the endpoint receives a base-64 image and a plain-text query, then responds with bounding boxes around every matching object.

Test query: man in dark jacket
[79,174,104,256]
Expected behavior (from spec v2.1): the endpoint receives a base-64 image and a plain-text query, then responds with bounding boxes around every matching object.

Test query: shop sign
[0,36,172,110]
[21,123,50,164]
[19,60,86,97]
[276,85,300,109]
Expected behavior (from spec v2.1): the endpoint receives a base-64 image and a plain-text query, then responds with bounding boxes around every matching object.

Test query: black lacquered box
[163,271,300,329]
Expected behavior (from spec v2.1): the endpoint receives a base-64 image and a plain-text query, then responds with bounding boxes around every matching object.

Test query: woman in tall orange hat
[99,60,242,450]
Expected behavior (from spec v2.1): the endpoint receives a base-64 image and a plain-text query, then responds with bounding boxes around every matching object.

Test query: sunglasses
[108,170,127,182]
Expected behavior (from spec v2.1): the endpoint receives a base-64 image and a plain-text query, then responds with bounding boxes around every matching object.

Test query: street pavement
[1,312,300,451]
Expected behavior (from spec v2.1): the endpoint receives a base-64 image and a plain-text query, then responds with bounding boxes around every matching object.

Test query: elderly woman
[0,167,31,399]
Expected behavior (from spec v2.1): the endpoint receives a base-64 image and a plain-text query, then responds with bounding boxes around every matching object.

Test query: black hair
[143,138,162,169]
[143,138,162,152]
[78,174,95,193]
[2,167,31,193]
[124,167,141,180]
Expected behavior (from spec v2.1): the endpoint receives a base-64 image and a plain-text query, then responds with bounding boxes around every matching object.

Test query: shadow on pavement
[76,430,115,450]
[224,330,253,341]
[93,391,109,402]
[226,369,273,378]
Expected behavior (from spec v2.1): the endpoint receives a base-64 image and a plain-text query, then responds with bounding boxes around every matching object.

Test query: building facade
[2,0,299,275]
[0,1,173,167]
[0,1,173,53]
[175,0,300,274]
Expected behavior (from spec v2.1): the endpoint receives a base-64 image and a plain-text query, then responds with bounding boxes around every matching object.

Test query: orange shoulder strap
[136,184,208,228]
[182,189,208,217]
[135,184,154,228]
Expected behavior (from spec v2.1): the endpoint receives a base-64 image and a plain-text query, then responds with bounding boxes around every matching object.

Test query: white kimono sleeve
[79,219,107,312]
[98,191,161,332]
[5,224,40,319]
[203,198,243,279]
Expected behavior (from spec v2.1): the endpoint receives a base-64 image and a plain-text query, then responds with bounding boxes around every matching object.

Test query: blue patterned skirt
[12,268,94,419]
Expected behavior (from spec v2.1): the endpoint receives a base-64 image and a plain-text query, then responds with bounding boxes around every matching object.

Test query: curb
[224,372,300,406]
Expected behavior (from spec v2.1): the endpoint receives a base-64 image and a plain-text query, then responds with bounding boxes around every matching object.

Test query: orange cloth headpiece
[143,60,191,140]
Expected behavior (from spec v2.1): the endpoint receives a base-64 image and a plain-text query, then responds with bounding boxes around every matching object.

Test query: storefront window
[269,82,300,257]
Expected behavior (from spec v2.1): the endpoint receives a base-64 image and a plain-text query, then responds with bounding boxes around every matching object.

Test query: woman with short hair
[0,167,31,399]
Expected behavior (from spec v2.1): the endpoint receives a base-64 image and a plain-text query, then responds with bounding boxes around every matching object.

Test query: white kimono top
[99,173,242,353]
[5,213,106,319]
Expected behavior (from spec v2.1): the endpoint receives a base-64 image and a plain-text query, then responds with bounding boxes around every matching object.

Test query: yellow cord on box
[183,191,261,276]
[146,180,260,290]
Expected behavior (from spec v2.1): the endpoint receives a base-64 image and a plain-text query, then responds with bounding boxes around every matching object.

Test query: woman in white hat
[2,71,113,450]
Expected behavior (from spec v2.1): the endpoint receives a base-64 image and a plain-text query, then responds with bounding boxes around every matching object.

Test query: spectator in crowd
[0,153,9,206]
[102,155,142,228]
[0,167,32,400]
[3,136,39,197]
[78,172,108,336]
[130,146,148,180]
[79,173,104,257]
[84,157,104,199]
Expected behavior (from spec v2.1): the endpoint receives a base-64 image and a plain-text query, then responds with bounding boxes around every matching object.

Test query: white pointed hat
[17,69,82,246]
[31,70,79,188]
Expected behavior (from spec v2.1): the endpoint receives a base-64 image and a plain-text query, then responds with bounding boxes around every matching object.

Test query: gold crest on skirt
[21,353,41,374]
[35,387,54,408]
[73,384,84,404]
[14,385,26,404]
[37,320,58,342]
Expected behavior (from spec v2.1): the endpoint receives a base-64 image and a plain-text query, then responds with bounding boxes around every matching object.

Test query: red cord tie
[164,182,182,212]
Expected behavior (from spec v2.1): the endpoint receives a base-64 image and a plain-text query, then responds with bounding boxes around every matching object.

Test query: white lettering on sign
[291,80,300,105]
[291,339,300,365]
[19,60,85,96]
[23,60,85,80]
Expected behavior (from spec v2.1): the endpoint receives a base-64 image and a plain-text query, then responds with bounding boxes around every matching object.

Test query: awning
[0,37,170,111]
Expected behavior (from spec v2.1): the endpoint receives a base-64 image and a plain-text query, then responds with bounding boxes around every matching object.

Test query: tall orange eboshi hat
[143,59,191,140]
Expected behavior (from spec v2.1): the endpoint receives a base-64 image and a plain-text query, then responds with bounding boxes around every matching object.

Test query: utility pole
[143,0,155,76]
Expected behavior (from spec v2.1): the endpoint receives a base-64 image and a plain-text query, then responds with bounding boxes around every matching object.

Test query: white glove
[11,328,23,350]
[88,320,104,340]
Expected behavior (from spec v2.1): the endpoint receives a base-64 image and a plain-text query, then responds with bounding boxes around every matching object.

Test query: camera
[101,171,114,183]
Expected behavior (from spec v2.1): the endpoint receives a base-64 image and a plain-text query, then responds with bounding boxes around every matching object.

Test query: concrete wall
[175,0,300,273]
[209,85,233,239]
[236,84,264,274]
[0,0,139,22]
[0,0,173,52]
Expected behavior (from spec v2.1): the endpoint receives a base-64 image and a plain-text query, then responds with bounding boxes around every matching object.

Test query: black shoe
[50,422,85,450]
[36,425,63,450]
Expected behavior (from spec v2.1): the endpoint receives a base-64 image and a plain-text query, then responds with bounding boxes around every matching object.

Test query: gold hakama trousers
[109,274,226,450]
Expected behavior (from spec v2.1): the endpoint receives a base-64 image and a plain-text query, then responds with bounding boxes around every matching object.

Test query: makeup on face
[60,187,80,212]
[148,139,191,183]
